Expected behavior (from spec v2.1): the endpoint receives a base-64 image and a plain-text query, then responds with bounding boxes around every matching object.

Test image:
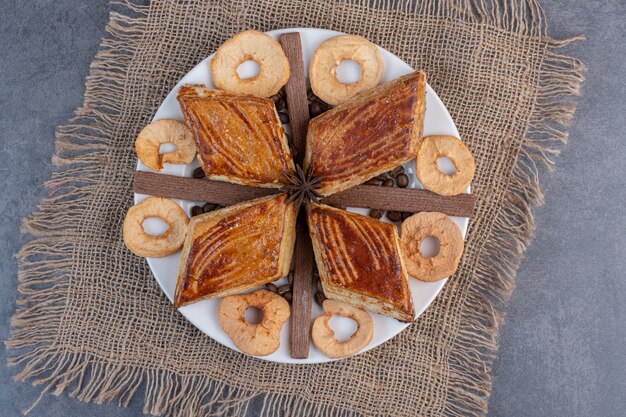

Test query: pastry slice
[177,85,296,188]
[304,71,426,196]
[307,204,415,322]
[174,194,297,308]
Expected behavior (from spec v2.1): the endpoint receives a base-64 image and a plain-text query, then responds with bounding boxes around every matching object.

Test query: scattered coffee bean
[192,167,206,179]
[288,271,294,286]
[283,291,293,303]
[383,178,395,187]
[365,178,383,186]
[278,88,286,100]
[265,283,278,293]
[190,206,203,217]
[271,94,286,112]
[315,291,326,306]
[279,111,290,124]
[202,202,218,213]
[369,209,384,219]
[375,173,388,182]
[307,88,318,102]
[392,166,405,177]
[309,101,325,118]
[277,284,291,296]
[396,173,409,188]
[317,279,323,292]
[387,210,403,222]
[401,211,413,221]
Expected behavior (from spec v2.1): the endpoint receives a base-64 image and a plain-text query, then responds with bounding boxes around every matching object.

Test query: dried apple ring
[218,290,290,356]
[311,299,373,358]
[210,30,290,97]
[123,197,189,258]
[400,212,464,282]
[310,35,384,105]
[135,119,196,171]
[415,135,475,196]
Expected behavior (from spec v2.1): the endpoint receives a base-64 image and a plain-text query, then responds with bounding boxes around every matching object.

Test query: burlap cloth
[7,1,585,416]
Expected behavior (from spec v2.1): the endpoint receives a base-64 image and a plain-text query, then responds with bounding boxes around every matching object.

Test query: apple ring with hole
[309,35,384,105]
[135,119,196,171]
[123,197,189,258]
[218,290,290,356]
[210,30,290,97]
[400,212,464,282]
[415,135,475,196]
[311,299,373,358]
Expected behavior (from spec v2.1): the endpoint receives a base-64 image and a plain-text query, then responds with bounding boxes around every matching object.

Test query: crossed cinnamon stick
[132,33,476,359]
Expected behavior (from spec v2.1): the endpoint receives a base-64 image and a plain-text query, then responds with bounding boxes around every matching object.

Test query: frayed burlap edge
[6,0,586,416]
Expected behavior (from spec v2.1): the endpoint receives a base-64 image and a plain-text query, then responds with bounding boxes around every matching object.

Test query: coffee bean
[265,283,278,293]
[401,211,413,221]
[392,166,405,177]
[279,112,290,124]
[277,284,291,296]
[288,271,294,286]
[190,206,203,217]
[278,88,286,100]
[365,178,383,186]
[383,178,395,187]
[309,101,325,118]
[369,209,384,219]
[396,173,409,188]
[283,291,293,303]
[192,167,206,179]
[307,88,317,102]
[375,173,388,182]
[315,291,326,306]
[317,279,323,292]
[272,94,286,112]
[202,202,218,213]
[387,211,403,222]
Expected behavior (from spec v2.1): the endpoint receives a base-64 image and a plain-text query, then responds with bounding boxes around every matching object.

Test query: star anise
[282,163,323,211]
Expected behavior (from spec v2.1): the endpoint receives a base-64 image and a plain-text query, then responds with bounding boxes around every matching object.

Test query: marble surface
[0,1,624,416]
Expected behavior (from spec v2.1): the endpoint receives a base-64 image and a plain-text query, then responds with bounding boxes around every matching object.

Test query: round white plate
[135,28,467,364]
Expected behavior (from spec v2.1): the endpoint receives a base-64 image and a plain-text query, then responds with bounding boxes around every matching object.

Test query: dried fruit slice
[135,119,196,171]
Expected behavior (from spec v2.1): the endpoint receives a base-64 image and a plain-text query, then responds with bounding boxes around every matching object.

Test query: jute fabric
[7,1,585,416]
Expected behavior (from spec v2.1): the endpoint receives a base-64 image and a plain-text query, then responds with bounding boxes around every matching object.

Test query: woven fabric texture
[7,1,585,416]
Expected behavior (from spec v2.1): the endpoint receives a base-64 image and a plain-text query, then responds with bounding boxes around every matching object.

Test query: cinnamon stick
[280,32,315,359]
[279,33,309,166]
[132,171,477,218]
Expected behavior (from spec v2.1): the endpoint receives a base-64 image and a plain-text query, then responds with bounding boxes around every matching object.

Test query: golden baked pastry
[309,35,384,105]
[177,85,296,188]
[307,203,415,322]
[218,290,290,356]
[305,71,426,196]
[312,299,373,358]
[415,135,475,196]
[210,30,290,97]
[174,194,297,308]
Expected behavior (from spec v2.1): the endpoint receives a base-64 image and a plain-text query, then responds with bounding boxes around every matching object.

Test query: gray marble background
[1,1,624,416]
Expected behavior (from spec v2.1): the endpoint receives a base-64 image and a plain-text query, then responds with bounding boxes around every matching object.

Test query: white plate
[135,28,467,364]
